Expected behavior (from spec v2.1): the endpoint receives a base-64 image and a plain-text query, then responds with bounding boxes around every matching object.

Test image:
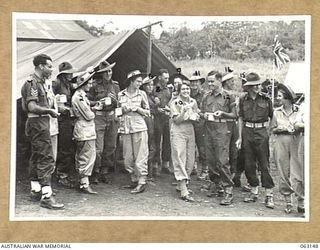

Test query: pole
[147,26,152,75]
[272,61,275,105]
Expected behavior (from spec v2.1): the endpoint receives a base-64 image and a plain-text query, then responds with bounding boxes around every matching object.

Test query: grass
[173,57,292,90]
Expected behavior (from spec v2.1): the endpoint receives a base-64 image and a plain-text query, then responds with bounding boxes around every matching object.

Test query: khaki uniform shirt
[72,89,96,141]
[118,89,150,134]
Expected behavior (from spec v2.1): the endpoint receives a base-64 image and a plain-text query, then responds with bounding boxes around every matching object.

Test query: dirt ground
[14,167,305,220]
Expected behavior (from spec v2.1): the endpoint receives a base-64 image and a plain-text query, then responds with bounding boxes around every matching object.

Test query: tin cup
[104,97,112,106]
[189,113,198,121]
[115,107,123,117]
[207,112,215,121]
[60,94,67,103]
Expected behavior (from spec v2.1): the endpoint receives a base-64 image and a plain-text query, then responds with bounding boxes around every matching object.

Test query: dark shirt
[201,89,234,114]
[21,73,50,111]
[146,92,157,115]
[239,92,273,123]
[153,84,172,108]
[52,78,73,107]
[88,78,120,112]
[191,89,204,108]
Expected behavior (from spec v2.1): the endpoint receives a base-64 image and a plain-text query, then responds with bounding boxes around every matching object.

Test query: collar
[122,88,142,97]
[278,104,298,116]
[32,73,45,84]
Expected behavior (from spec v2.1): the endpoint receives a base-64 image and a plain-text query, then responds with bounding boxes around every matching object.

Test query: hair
[33,54,52,67]
[158,69,169,76]
[176,82,190,94]
[214,72,222,81]
[278,89,293,102]
[129,74,142,84]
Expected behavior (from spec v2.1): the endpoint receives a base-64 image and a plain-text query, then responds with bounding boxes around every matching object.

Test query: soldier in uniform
[189,72,208,180]
[221,71,239,181]
[72,72,98,194]
[21,54,64,209]
[201,71,237,206]
[139,75,157,179]
[170,82,199,202]
[236,72,275,209]
[118,70,150,194]
[271,84,303,213]
[88,61,119,184]
[52,62,78,188]
[153,69,172,175]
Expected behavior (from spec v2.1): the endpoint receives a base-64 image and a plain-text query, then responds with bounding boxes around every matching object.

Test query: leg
[93,115,106,181]
[274,135,294,196]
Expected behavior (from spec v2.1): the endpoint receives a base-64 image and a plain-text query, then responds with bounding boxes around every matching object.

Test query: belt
[244,121,268,128]
[96,110,114,116]
[207,118,236,123]
[27,113,50,118]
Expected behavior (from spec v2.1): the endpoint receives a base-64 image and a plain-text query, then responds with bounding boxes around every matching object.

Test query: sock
[31,181,41,192]
[41,186,53,198]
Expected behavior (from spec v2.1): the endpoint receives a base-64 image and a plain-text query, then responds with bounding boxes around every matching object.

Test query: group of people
[20,53,305,215]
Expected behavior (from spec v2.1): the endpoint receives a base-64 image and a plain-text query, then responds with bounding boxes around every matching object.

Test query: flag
[273,35,290,69]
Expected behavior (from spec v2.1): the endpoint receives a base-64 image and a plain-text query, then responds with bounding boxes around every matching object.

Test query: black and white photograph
[11,13,311,221]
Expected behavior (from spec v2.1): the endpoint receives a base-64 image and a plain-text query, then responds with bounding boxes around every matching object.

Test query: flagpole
[272,60,275,105]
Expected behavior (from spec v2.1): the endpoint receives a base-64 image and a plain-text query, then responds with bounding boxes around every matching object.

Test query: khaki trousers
[122,131,149,184]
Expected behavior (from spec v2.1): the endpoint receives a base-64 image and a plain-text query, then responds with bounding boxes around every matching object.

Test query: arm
[136,91,150,117]
[28,101,59,117]
[73,95,95,121]
[235,116,243,149]
[170,102,188,124]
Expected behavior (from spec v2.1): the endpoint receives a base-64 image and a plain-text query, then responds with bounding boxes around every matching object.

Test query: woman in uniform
[170,82,199,202]
[271,83,302,213]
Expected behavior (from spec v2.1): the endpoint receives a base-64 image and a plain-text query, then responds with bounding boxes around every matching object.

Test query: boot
[265,196,275,209]
[80,185,98,194]
[244,186,258,202]
[220,186,233,205]
[40,196,64,210]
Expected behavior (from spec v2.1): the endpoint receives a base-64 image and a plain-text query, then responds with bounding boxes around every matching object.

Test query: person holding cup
[200,71,237,206]
[170,81,199,202]
[52,62,78,188]
[88,61,120,184]
[271,83,303,214]
[118,70,150,194]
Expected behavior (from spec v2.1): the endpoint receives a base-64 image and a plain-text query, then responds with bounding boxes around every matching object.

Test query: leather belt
[245,121,268,128]
[27,113,50,118]
[96,110,114,116]
[207,118,236,123]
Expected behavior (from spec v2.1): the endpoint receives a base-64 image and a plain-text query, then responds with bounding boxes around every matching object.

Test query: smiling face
[40,59,54,79]
[142,81,154,94]
[247,84,261,95]
[179,83,191,99]
[190,80,201,90]
[131,76,143,90]
[207,75,221,93]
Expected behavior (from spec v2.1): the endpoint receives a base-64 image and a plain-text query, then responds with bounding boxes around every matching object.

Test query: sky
[14,13,306,39]
[83,15,299,38]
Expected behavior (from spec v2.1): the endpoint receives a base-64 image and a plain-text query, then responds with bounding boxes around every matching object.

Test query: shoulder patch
[30,86,38,97]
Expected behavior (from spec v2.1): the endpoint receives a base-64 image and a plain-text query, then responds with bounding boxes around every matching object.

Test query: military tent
[16,29,177,98]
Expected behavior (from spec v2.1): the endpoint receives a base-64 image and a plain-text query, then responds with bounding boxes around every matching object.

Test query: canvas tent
[17,19,93,42]
[16,29,177,98]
